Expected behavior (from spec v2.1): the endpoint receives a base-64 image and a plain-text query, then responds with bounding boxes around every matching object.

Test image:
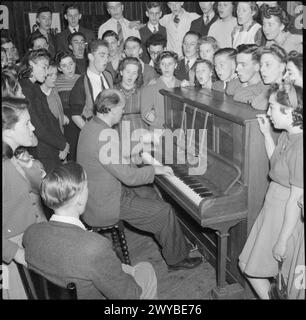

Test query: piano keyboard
[142,152,214,207]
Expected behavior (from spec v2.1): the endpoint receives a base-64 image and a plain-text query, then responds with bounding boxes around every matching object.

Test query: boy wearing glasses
[68,32,88,75]
[56,3,95,53]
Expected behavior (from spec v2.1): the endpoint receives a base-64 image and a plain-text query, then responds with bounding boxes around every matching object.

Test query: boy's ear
[145,11,149,18]
[69,44,73,51]
[139,47,143,55]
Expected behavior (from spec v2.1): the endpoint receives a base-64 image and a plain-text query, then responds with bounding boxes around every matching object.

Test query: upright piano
[142,87,272,299]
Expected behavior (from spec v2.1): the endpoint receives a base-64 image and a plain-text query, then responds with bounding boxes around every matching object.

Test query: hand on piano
[256,114,272,135]
[153,165,174,177]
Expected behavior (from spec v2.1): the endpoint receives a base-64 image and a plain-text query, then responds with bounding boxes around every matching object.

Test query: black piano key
[190,187,211,193]
[198,192,214,197]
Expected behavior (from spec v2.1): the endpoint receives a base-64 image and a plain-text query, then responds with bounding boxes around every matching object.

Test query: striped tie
[117,21,124,49]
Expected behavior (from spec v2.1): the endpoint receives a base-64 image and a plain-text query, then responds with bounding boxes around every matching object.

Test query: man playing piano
[77,89,203,272]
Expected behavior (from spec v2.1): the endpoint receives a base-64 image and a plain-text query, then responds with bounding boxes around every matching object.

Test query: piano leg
[210,222,244,300]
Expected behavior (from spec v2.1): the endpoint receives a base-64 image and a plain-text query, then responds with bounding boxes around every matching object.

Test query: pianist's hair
[18,48,51,80]
[268,83,303,129]
[40,162,87,210]
[155,50,178,75]
[2,97,29,159]
[114,57,144,89]
[93,89,125,115]
[260,4,290,32]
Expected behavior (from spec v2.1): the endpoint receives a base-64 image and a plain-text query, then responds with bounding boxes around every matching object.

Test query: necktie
[153,27,157,34]
[186,60,190,73]
[117,21,124,48]
[174,15,180,24]
[100,75,105,91]
[204,15,209,25]
[73,28,77,33]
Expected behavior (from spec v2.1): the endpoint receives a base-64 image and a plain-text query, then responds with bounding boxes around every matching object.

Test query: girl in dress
[232,2,263,48]
[239,83,303,299]
[55,51,80,161]
[114,57,148,158]
[2,97,46,299]
[251,44,287,110]
[141,51,181,129]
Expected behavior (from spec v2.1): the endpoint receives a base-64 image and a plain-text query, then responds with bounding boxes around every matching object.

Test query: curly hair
[114,57,144,89]
[18,48,50,80]
[268,83,303,129]
[55,50,76,67]
[260,4,290,32]
[193,59,214,88]
[259,44,287,63]
[2,68,22,98]
[287,50,303,74]
[155,50,178,75]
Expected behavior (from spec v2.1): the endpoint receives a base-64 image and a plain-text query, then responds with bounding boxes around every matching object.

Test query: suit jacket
[19,79,67,172]
[77,116,155,226]
[2,159,44,263]
[56,26,95,53]
[189,14,219,36]
[175,58,190,81]
[23,220,142,299]
[139,23,167,64]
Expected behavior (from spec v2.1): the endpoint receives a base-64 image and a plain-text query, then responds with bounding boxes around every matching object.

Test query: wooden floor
[124,226,217,300]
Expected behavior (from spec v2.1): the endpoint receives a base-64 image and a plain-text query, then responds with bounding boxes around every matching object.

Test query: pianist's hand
[256,114,272,135]
[153,165,174,177]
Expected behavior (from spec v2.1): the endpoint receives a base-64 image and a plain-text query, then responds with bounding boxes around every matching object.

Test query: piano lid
[159,87,265,126]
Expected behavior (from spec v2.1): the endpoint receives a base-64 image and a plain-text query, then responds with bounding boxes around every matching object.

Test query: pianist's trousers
[120,185,190,265]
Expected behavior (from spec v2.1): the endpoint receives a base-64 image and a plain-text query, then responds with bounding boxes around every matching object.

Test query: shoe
[168,256,203,271]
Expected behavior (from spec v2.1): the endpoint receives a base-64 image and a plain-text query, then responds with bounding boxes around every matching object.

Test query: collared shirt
[184,56,197,70]
[87,68,110,101]
[203,10,215,25]
[149,59,154,67]
[50,214,86,230]
[68,25,79,33]
[147,22,159,34]
[160,9,199,57]
[98,17,140,40]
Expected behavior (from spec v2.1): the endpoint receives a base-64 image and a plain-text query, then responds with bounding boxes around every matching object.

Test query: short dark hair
[268,83,303,129]
[236,44,260,63]
[183,31,201,42]
[259,44,287,64]
[27,33,48,49]
[64,2,81,15]
[214,47,237,62]
[102,30,119,42]
[146,2,162,11]
[55,51,76,66]
[41,162,87,210]
[260,4,290,32]
[87,39,109,54]
[146,33,167,49]
[93,89,125,115]
[155,50,178,75]
[287,50,303,74]
[124,36,142,50]
[68,31,86,45]
[36,6,52,17]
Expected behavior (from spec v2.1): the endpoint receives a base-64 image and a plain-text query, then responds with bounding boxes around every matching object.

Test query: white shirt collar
[87,68,102,80]
[149,59,154,67]
[172,8,186,19]
[50,214,86,230]
[68,25,79,33]
[111,17,126,25]
[184,56,197,67]
[147,22,159,33]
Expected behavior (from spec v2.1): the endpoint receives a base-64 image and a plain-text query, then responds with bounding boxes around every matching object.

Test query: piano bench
[82,219,131,265]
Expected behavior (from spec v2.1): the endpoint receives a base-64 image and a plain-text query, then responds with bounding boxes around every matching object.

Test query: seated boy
[23,162,157,299]
[212,47,237,92]
[124,36,157,86]
[226,44,268,109]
